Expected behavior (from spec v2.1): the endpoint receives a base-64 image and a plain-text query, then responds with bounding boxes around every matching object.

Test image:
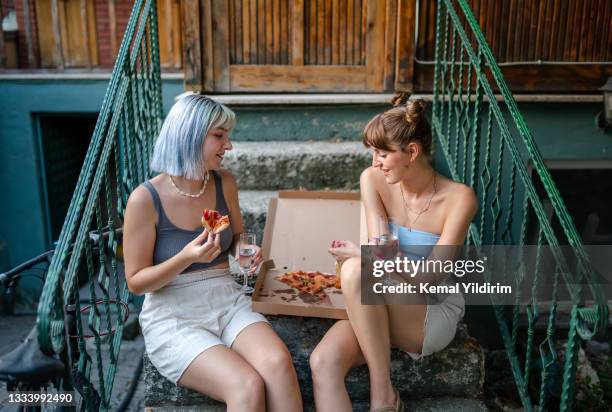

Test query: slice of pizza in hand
[201,209,231,234]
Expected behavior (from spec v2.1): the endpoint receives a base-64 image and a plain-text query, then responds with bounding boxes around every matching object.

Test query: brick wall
[111,0,132,67]
[95,0,133,68]
[94,0,113,68]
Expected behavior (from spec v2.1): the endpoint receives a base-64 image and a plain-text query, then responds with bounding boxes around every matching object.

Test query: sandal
[373,388,404,412]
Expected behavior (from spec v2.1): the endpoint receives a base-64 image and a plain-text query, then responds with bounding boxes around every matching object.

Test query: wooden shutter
[182,0,414,92]
[35,0,98,68]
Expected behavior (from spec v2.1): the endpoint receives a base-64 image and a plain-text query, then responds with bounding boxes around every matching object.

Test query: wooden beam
[211,0,230,91]
[80,0,91,67]
[22,0,37,67]
[382,0,397,90]
[87,0,98,65]
[50,0,64,69]
[338,0,346,65]
[237,0,251,64]
[394,0,415,91]
[107,0,117,58]
[0,4,5,68]
[230,65,367,92]
[291,0,304,65]
[365,0,385,91]
[181,0,202,90]
[413,64,612,93]
[201,0,214,90]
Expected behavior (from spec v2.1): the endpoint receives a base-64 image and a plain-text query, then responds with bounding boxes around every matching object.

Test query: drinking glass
[238,232,256,294]
[370,216,399,285]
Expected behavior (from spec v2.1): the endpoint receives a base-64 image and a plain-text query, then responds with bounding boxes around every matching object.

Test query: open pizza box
[252,190,364,319]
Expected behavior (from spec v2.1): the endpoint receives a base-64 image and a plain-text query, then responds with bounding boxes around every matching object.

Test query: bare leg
[388,303,427,353]
[178,345,265,412]
[231,322,303,412]
[340,257,396,409]
[310,320,365,412]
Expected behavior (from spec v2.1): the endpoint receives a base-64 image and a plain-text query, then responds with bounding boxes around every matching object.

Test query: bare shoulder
[216,168,238,189]
[127,185,154,209]
[360,166,385,186]
[440,177,477,212]
[216,169,239,206]
[126,184,156,221]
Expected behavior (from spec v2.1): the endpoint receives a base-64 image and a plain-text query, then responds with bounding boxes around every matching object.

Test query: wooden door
[182,0,415,92]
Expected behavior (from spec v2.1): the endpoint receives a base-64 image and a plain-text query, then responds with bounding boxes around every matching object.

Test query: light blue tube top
[390,223,465,310]
[390,223,440,260]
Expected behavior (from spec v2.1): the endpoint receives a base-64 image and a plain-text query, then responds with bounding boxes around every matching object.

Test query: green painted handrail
[431,1,608,410]
[36,0,162,409]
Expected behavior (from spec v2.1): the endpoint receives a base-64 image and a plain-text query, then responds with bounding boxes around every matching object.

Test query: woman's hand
[246,245,263,275]
[181,230,222,264]
[328,240,361,260]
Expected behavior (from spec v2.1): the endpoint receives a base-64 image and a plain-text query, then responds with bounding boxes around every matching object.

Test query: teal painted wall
[0,78,182,304]
[1,77,610,304]
[231,105,384,141]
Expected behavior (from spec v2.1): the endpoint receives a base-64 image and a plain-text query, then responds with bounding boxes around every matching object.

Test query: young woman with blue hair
[123,94,302,411]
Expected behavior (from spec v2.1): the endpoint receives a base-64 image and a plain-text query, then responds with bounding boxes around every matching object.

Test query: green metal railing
[431,0,608,410]
[32,0,607,409]
[36,0,162,409]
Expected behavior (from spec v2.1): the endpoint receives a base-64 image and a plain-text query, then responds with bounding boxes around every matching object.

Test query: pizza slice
[201,209,231,234]
[274,271,340,296]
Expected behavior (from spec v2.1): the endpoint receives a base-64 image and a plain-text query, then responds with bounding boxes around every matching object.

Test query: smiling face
[202,127,233,170]
[371,142,419,184]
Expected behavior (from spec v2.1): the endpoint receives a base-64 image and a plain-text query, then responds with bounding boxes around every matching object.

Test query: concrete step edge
[144,397,489,412]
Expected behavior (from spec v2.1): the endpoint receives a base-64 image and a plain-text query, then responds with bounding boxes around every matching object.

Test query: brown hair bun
[405,99,427,123]
[391,91,410,107]
[363,95,432,156]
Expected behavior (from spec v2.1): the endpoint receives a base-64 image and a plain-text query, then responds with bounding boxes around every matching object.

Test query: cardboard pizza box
[252,191,361,319]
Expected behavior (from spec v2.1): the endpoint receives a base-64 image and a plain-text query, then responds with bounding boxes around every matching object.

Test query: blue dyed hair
[150,94,235,180]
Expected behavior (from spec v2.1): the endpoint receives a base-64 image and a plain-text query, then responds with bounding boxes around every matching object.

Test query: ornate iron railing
[36,0,162,409]
[431,0,608,410]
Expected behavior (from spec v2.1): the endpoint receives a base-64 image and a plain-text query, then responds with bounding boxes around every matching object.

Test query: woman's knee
[309,344,345,382]
[340,257,361,296]
[226,369,265,407]
[256,345,297,382]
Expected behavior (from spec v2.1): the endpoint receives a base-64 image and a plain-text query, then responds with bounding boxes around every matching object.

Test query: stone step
[304,397,489,412]
[144,317,484,410]
[224,141,371,190]
[145,397,488,412]
[238,190,276,243]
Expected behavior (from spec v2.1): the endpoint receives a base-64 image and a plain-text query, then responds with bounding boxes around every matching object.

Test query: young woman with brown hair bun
[309,92,477,412]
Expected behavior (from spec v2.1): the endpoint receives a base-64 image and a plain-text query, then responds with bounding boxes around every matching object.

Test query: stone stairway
[144,319,485,411]
[225,141,369,190]
[230,141,371,242]
[143,139,489,411]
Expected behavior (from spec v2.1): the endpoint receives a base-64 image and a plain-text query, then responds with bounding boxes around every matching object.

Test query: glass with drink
[370,216,399,285]
[238,232,256,294]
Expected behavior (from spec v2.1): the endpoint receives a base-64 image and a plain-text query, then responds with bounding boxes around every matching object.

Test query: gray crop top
[142,171,233,273]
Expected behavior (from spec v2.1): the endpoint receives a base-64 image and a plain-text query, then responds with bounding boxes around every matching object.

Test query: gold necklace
[399,172,437,231]
[169,173,209,198]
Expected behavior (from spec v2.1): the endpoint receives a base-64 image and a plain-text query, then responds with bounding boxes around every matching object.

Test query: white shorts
[405,292,465,360]
[139,268,269,384]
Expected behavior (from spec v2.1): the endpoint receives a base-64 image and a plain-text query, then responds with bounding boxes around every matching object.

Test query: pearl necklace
[169,173,209,198]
